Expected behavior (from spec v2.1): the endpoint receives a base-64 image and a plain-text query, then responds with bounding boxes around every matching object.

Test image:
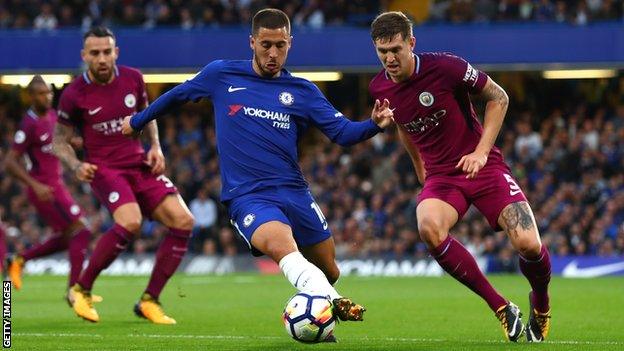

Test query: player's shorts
[228,186,331,256]
[418,163,528,230]
[27,182,82,233]
[90,164,178,217]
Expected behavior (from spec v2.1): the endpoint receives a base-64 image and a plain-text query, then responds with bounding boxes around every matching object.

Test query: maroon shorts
[90,165,178,217]
[418,163,527,230]
[27,182,82,233]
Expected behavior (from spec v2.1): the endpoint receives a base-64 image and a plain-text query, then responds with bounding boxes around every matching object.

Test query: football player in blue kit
[122,8,393,335]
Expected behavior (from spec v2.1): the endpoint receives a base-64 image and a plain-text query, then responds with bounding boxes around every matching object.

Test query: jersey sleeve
[130,60,222,130]
[441,53,488,94]
[305,82,382,147]
[57,87,80,126]
[11,120,32,155]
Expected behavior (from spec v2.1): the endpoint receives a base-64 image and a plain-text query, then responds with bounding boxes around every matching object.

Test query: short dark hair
[370,11,413,42]
[27,75,47,93]
[83,26,115,42]
[252,8,290,36]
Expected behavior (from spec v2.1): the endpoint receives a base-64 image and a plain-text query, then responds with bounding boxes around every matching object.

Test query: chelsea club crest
[279,91,294,106]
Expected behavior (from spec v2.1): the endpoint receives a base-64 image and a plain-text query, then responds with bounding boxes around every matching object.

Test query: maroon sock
[0,226,6,271]
[430,235,507,312]
[21,235,69,261]
[145,228,190,299]
[519,245,551,313]
[67,228,92,287]
[77,224,132,291]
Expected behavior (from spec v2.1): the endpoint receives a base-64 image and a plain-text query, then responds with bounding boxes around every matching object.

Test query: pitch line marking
[15,332,624,345]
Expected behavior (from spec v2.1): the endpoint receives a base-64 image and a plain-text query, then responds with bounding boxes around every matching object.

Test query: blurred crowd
[0,0,382,30]
[430,0,624,25]
[0,0,622,31]
[1,73,624,267]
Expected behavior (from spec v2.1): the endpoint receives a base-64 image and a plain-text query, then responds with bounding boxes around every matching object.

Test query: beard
[90,65,113,84]
[253,54,280,78]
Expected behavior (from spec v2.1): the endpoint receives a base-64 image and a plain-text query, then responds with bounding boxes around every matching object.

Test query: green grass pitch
[10,274,624,350]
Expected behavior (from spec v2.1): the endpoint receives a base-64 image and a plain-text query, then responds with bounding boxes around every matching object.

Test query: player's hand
[455,151,488,179]
[32,182,54,202]
[371,98,393,129]
[75,162,98,182]
[121,115,141,138]
[146,145,166,174]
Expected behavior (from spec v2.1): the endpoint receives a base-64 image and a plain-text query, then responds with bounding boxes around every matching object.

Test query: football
[282,293,336,343]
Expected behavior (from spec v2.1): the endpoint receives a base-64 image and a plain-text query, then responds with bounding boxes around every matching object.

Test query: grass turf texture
[11,274,624,350]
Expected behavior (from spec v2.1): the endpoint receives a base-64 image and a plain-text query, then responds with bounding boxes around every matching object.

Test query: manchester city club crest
[124,93,136,108]
[279,91,294,106]
[419,91,434,107]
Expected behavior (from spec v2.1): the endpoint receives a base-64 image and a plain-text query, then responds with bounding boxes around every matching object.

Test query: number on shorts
[157,174,174,188]
[503,173,522,196]
[310,201,328,230]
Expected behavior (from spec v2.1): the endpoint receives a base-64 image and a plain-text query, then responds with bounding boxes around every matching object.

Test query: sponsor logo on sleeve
[462,63,479,87]
[108,191,120,204]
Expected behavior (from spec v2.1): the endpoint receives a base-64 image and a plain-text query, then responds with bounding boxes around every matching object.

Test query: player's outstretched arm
[396,126,426,184]
[53,123,98,182]
[5,149,53,201]
[456,77,509,179]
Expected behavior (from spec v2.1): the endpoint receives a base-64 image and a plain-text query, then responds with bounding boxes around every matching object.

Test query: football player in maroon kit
[368,12,551,342]
[54,27,194,324]
[5,76,93,303]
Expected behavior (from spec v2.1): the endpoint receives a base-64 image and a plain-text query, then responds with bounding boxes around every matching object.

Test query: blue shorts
[228,186,331,256]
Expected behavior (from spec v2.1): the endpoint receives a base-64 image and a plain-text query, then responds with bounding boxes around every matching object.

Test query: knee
[418,217,448,249]
[117,219,142,236]
[173,212,195,231]
[514,237,541,259]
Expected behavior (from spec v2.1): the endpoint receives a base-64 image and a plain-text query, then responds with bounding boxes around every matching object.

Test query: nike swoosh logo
[115,243,127,250]
[88,107,102,115]
[40,133,49,141]
[172,246,187,252]
[509,189,522,196]
[562,260,624,278]
[228,86,246,92]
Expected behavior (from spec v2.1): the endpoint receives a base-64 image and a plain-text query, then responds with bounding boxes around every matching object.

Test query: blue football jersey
[131,60,382,201]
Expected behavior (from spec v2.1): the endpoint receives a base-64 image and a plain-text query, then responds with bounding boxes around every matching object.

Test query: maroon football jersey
[369,52,505,177]
[57,65,148,168]
[12,109,62,184]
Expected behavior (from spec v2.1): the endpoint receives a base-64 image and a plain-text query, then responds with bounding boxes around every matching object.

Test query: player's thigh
[300,237,339,284]
[151,193,194,230]
[91,166,138,220]
[471,166,528,230]
[27,185,82,234]
[132,168,178,218]
[416,179,465,246]
[497,201,542,257]
[286,189,331,248]
[229,197,295,260]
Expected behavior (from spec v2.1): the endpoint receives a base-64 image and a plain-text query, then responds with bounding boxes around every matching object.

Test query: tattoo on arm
[52,124,81,171]
[501,202,535,238]
[480,79,509,107]
[144,120,160,146]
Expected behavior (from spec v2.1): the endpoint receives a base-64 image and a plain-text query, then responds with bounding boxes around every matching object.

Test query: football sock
[519,244,551,313]
[279,251,341,300]
[67,228,91,287]
[430,235,507,312]
[145,228,190,299]
[77,224,132,291]
[22,235,69,261]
